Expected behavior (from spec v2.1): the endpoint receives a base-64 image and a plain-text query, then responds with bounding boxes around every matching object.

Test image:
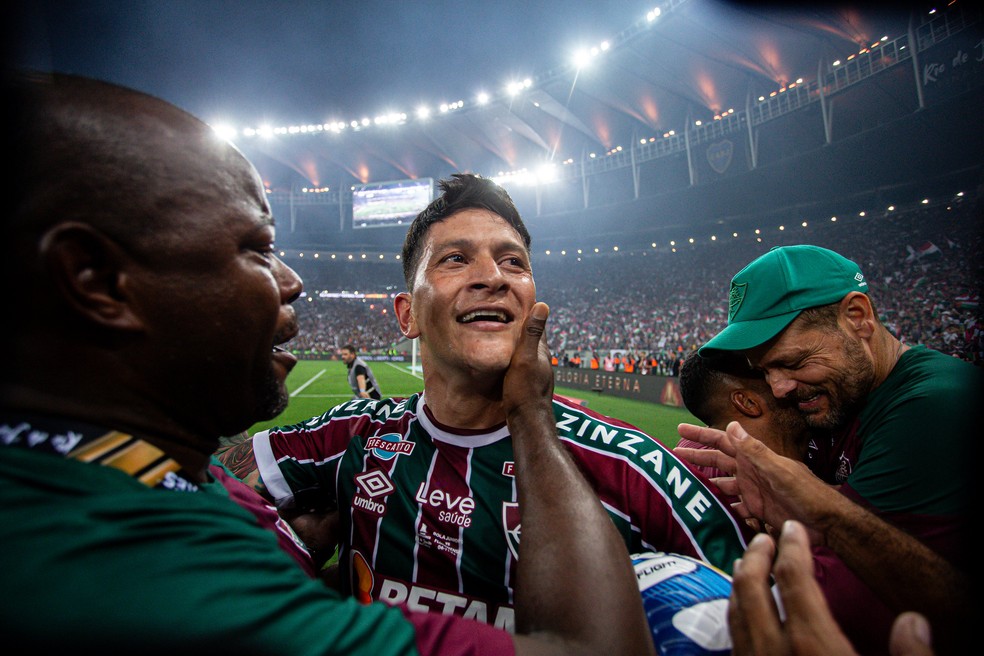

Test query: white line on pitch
[383,361,423,379]
[290,368,326,397]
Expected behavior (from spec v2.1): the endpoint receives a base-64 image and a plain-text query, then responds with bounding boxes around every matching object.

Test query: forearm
[819,492,969,649]
[509,401,654,656]
[504,302,653,655]
[736,429,969,628]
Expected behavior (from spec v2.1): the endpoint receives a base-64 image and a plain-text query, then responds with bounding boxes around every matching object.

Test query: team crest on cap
[728,282,747,322]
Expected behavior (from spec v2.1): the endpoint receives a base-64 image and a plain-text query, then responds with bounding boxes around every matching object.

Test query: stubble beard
[255,368,290,421]
[802,335,874,432]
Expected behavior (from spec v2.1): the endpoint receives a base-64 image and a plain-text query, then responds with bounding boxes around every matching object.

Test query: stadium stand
[288,191,983,366]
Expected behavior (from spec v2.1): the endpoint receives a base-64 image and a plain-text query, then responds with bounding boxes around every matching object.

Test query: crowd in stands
[289,193,983,368]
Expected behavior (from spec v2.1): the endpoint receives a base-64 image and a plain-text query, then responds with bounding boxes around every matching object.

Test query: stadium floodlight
[211,123,237,141]
[573,49,591,69]
[416,105,430,120]
[477,92,490,104]
[536,163,559,184]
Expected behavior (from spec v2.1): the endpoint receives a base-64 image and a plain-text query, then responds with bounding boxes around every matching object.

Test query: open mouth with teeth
[459,310,510,323]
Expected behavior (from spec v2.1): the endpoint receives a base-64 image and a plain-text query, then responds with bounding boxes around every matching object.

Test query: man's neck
[872,328,907,390]
[420,375,509,431]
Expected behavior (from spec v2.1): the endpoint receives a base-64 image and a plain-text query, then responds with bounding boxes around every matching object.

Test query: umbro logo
[355,469,394,498]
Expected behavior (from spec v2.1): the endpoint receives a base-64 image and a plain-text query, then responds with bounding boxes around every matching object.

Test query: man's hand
[677,421,836,543]
[729,520,935,656]
[504,300,656,655]
[723,421,834,544]
[502,302,553,420]
[675,422,740,477]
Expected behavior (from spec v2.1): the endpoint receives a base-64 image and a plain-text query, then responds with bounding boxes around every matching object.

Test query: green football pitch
[251,359,700,448]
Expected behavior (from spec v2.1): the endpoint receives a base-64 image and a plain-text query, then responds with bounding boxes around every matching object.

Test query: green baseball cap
[698,245,868,356]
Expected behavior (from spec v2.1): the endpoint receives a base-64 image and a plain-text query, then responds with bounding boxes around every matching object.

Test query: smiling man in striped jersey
[221,173,755,633]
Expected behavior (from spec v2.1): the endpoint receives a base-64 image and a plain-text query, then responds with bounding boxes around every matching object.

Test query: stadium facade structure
[268,5,983,263]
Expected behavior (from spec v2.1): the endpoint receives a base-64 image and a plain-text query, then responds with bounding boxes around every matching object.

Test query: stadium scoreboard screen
[352,178,433,228]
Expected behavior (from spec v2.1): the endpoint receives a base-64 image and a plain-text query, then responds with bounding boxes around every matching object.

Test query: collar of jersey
[417,397,510,448]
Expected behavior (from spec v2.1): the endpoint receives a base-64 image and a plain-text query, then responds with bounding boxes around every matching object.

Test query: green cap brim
[697,308,801,357]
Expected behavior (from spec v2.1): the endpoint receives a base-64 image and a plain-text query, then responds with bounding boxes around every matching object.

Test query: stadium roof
[9,0,932,191]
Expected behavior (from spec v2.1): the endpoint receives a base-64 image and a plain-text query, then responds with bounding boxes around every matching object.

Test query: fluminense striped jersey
[254,393,753,632]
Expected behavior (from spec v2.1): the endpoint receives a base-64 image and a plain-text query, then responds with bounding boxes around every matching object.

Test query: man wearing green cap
[678,244,979,655]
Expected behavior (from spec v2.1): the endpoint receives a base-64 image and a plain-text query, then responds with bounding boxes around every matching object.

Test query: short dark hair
[400,173,531,290]
[679,350,762,426]
[341,344,357,354]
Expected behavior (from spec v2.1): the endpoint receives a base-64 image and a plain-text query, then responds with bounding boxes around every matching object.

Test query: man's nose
[275,256,303,303]
[472,256,507,289]
[766,370,796,398]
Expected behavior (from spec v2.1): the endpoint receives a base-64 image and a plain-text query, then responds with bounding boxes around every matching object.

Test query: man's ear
[730,389,763,419]
[39,222,144,331]
[394,292,420,339]
[840,291,875,339]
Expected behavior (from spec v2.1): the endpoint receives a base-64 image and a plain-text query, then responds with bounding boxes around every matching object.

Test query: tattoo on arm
[216,432,260,486]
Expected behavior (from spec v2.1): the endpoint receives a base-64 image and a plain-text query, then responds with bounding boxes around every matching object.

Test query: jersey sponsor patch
[415,482,475,528]
[352,470,393,516]
[417,523,461,556]
[351,550,375,604]
[365,433,415,460]
[354,469,394,498]
[376,575,516,631]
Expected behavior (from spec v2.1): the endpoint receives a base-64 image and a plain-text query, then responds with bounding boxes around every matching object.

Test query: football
[632,551,733,655]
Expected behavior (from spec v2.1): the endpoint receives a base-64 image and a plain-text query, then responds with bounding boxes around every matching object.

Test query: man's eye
[249,245,276,260]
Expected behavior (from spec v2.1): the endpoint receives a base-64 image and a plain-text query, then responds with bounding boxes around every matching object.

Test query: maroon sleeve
[399,605,515,656]
[811,544,895,655]
[210,462,319,578]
